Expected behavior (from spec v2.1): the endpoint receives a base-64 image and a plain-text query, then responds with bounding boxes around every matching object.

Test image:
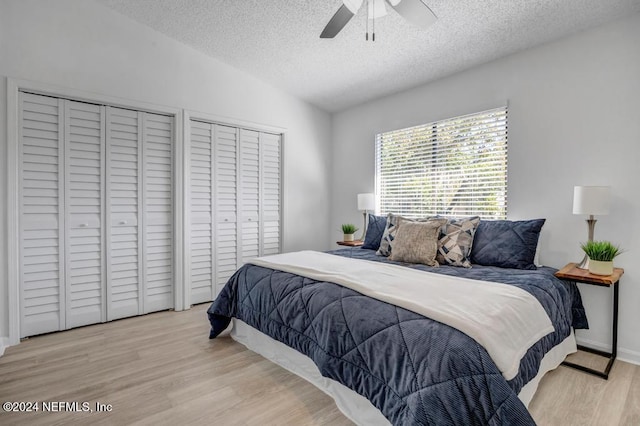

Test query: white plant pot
[588,259,614,276]
[343,233,355,242]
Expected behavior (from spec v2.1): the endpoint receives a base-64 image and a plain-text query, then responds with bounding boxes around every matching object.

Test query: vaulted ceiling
[98,0,640,112]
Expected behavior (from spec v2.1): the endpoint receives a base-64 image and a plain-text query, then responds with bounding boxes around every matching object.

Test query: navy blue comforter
[208,248,586,425]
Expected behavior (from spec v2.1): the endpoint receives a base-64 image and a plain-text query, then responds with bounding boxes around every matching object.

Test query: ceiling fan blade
[386,0,437,29]
[320,4,355,38]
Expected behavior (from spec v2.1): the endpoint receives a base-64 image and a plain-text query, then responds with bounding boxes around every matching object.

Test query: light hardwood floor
[0,304,638,426]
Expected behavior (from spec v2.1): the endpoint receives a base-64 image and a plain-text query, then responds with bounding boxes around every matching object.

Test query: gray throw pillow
[389,219,448,266]
[377,213,436,257]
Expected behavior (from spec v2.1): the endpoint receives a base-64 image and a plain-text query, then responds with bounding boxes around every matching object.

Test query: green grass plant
[341,223,358,234]
[580,241,623,262]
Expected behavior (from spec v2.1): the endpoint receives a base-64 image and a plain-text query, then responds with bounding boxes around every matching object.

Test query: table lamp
[357,193,375,241]
[573,185,611,269]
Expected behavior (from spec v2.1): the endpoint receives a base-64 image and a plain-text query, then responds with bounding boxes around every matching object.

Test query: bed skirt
[230,319,576,425]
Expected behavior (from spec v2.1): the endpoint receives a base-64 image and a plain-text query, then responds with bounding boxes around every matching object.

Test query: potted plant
[580,241,623,276]
[341,223,359,242]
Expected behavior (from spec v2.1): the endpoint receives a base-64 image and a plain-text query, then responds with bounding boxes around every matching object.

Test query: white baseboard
[0,336,9,357]
[576,337,640,366]
[618,349,640,366]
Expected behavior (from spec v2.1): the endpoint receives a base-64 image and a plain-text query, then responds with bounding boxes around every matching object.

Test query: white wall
[0,0,332,350]
[331,13,640,363]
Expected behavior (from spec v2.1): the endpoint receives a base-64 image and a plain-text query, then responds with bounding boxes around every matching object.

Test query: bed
[207,217,587,425]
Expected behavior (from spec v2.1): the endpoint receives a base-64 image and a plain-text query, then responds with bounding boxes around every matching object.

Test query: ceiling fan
[320,0,437,39]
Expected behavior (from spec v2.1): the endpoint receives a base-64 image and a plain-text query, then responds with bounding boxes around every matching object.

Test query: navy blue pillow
[362,215,387,250]
[470,219,545,270]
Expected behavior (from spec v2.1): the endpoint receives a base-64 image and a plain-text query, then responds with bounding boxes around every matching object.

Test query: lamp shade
[357,193,375,211]
[572,186,610,215]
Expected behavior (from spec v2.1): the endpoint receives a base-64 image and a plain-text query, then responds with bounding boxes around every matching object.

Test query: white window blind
[375,106,507,219]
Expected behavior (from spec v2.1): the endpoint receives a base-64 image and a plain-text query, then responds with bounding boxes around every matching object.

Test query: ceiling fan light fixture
[320,0,437,39]
[343,0,363,14]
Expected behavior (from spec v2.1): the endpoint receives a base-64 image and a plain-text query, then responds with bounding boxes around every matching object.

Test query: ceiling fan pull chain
[366,0,369,40]
[372,0,376,41]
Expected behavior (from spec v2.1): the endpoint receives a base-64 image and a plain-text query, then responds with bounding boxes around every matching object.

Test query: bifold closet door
[239,130,260,263]
[143,113,174,312]
[238,130,282,259]
[19,94,174,337]
[106,108,174,318]
[19,94,107,335]
[261,133,281,256]
[106,107,141,320]
[188,122,239,303]
[214,125,239,296]
[64,100,105,329]
[189,121,214,304]
[187,121,281,304]
[19,93,65,337]
[239,130,282,260]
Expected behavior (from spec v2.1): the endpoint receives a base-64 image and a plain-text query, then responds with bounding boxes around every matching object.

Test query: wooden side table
[336,240,364,247]
[555,262,624,379]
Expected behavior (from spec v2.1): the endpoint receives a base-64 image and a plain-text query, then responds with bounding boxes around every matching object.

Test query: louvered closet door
[143,113,174,312]
[239,129,260,263]
[19,93,65,337]
[106,107,141,320]
[214,125,238,294]
[64,101,105,328]
[19,94,175,336]
[189,121,214,304]
[261,133,281,256]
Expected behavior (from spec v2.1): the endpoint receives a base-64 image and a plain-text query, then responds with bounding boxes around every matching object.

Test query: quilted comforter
[208,248,587,425]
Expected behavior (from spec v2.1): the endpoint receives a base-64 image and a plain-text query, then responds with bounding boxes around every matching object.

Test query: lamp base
[576,254,590,270]
[575,216,597,269]
[359,211,368,241]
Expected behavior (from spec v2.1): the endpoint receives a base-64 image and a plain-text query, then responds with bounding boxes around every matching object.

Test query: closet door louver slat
[106,107,141,320]
[189,121,214,304]
[19,93,65,337]
[65,100,105,328]
[143,113,174,313]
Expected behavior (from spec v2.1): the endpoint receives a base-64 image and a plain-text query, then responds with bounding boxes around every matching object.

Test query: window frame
[375,106,508,219]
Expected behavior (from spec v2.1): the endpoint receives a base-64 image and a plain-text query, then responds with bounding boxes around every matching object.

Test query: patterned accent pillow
[436,216,481,268]
[376,213,436,257]
[389,219,448,266]
[362,214,388,250]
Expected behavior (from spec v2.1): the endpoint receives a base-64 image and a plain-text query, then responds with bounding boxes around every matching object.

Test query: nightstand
[336,240,364,247]
[555,262,624,379]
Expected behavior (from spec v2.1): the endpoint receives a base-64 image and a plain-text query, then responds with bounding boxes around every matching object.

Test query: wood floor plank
[620,365,640,426]
[529,353,636,426]
[0,304,638,426]
[590,361,634,426]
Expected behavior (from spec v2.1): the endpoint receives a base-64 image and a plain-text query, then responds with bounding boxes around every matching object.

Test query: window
[375,106,507,219]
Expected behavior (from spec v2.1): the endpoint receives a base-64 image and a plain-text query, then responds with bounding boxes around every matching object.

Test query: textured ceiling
[97,0,640,112]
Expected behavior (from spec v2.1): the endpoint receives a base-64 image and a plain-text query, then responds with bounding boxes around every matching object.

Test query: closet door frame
[7,78,184,346]
[182,110,285,310]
